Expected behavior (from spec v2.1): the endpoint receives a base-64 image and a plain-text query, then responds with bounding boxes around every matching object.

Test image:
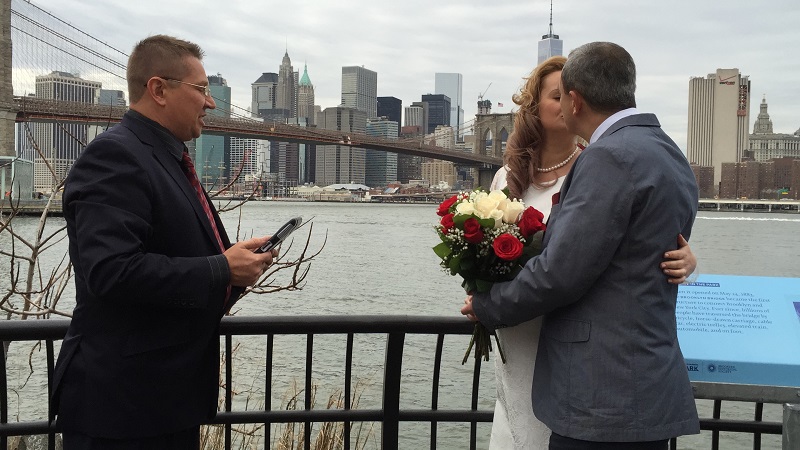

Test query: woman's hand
[661,234,697,284]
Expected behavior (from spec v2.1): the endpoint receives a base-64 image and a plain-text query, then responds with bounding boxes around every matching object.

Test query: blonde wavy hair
[504,56,567,200]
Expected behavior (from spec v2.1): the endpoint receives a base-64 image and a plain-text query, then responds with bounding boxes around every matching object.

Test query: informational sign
[677,274,800,387]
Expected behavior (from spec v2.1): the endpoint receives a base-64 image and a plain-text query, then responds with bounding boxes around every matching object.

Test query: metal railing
[0,316,797,450]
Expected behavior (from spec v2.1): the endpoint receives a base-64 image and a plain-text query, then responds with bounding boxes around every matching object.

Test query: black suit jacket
[53,111,244,438]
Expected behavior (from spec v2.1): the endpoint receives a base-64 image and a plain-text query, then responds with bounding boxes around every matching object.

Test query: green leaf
[433,242,452,259]
[477,217,495,229]
[448,254,462,271]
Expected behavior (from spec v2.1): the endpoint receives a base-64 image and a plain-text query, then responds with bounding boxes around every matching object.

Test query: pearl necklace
[536,147,581,173]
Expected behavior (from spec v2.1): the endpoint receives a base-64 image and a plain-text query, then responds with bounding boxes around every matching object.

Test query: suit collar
[598,112,661,141]
[590,108,638,144]
[124,109,185,161]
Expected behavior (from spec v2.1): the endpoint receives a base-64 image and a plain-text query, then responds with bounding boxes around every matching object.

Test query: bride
[487,56,697,449]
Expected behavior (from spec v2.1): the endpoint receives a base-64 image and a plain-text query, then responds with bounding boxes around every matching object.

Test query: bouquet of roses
[433,188,547,364]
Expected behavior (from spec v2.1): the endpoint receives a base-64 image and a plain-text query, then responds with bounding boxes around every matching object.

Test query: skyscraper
[687,68,751,187]
[405,104,427,132]
[315,107,366,186]
[377,96,402,136]
[22,71,101,192]
[251,72,278,119]
[434,73,463,140]
[195,74,231,188]
[421,94,451,137]
[537,0,563,65]
[297,63,316,125]
[276,51,297,118]
[296,64,316,183]
[365,117,399,188]
[341,66,377,119]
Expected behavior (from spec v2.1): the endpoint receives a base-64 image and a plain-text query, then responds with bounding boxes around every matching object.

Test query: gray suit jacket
[472,113,701,441]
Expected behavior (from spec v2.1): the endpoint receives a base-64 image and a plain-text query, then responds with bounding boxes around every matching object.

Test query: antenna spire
[549,0,554,36]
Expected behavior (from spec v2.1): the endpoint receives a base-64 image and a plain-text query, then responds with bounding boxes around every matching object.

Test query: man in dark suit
[53,35,276,449]
[463,42,700,449]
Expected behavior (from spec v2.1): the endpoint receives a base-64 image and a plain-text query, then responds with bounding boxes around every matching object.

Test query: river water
[3,201,799,449]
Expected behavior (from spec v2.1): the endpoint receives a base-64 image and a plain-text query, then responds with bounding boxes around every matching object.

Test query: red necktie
[181,150,232,307]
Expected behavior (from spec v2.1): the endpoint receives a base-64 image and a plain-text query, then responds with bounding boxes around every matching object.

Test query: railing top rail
[0,315,475,341]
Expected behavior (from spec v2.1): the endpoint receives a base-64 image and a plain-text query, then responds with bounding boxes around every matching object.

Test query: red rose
[518,207,546,238]
[440,213,455,232]
[462,217,484,244]
[493,233,523,261]
[437,195,459,217]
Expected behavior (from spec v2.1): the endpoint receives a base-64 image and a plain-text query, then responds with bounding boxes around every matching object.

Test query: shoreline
[4,198,799,216]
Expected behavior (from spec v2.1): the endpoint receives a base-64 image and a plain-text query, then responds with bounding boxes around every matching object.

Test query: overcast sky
[19,0,800,151]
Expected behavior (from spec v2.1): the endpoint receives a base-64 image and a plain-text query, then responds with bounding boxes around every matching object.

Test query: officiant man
[462,41,700,449]
[52,35,277,449]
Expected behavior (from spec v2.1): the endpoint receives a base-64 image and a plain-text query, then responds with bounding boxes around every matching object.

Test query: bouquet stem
[462,322,506,365]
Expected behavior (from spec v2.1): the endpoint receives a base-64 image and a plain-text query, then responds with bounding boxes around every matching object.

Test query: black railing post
[382,331,405,450]
[225,334,233,450]
[46,340,55,450]
[1,341,7,450]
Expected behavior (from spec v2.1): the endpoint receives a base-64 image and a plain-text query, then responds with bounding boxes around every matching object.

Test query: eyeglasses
[149,76,212,97]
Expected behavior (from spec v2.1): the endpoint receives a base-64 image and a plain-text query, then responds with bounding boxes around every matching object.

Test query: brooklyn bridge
[0,0,511,198]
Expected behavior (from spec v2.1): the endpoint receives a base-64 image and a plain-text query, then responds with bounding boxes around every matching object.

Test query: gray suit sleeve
[472,146,634,329]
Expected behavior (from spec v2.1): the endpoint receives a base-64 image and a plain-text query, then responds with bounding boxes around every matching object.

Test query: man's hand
[661,234,697,284]
[461,294,478,322]
[224,236,278,287]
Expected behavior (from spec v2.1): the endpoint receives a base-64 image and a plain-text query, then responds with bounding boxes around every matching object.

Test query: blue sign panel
[677,274,800,387]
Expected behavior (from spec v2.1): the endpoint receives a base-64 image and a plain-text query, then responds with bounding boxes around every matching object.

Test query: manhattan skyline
[11,0,800,153]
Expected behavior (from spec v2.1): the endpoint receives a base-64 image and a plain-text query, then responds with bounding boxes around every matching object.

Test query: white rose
[502,200,525,223]
[490,209,505,228]
[456,201,475,216]
[474,194,501,219]
[488,190,507,203]
[497,198,510,212]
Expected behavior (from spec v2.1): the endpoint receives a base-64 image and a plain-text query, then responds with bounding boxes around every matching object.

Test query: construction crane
[478,82,492,101]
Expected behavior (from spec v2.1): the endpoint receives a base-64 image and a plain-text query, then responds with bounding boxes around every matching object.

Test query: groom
[462,42,700,449]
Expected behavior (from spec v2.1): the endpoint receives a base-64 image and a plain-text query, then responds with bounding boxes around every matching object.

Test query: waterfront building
[791,161,800,199]
[365,117,398,188]
[341,66,377,119]
[720,161,776,200]
[377,96,402,136]
[690,164,716,199]
[397,125,423,183]
[421,94,451,141]
[748,96,800,161]
[18,71,101,193]
[434,73,464,140]
[537,0,563,65]
[687,68,751,188]
[195,74,231,188]
[315,106,366,186]
[297,64,315,126]
[421,159,456,189]
[276,51,297,118]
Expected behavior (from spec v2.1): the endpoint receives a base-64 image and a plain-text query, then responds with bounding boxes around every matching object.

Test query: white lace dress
[488,166,565,450]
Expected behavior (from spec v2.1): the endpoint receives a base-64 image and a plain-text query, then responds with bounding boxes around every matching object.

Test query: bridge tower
[472,112,513,159]
[0,0,15,158]
[472,111,514,189]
